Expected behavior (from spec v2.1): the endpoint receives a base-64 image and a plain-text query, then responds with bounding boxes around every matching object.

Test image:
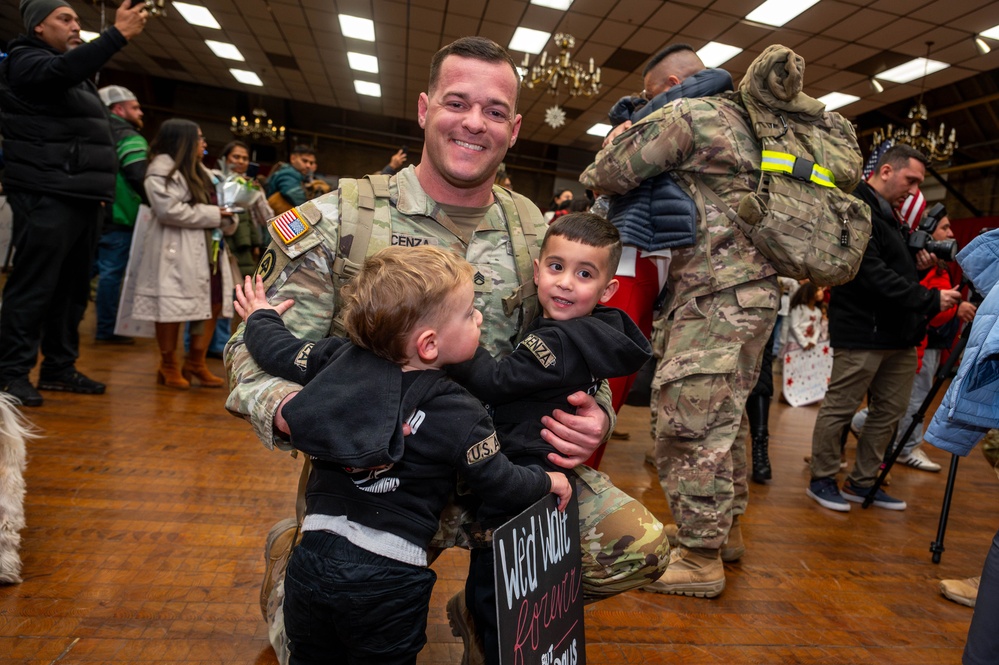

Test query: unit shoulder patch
[520,333,556,368]
[466,432,501,465]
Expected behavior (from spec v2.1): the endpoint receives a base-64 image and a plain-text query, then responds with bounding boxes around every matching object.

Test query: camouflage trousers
[652,277,778,550]
[265,466,669,663]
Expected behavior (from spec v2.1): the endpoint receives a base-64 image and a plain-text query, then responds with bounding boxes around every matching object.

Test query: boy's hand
[545,472,573,512]
[234,275,294,319]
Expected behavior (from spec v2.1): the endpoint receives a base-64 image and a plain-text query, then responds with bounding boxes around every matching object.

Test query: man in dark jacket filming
[807,144,962,512]
[0,0,147,406]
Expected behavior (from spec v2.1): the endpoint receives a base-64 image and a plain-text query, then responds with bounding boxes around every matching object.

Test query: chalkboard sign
[493,494,585,665]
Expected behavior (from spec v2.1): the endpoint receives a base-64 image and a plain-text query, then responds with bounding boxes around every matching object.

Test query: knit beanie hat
[20,0,72,32]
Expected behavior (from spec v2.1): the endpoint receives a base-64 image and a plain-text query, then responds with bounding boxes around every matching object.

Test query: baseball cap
[98,85,138,107]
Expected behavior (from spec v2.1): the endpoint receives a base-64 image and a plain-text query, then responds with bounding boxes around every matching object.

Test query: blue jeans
[284,531,436,665]
[94,228,133,339]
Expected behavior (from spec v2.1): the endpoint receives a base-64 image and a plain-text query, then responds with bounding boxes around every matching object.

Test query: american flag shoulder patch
[271,208,311,245]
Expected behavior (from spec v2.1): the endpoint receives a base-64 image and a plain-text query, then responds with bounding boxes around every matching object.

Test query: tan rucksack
[699,45,871,287]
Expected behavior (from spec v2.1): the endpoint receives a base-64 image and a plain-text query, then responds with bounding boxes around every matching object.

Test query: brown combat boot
[663,517,744,563]
[642,546,725,598]
[446,590,486,665]
[260,517,301,621]
[939,576,979,608]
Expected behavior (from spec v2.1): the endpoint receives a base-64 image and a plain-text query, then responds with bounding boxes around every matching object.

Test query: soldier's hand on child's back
[234,275,295,319]
[546,472,573,512]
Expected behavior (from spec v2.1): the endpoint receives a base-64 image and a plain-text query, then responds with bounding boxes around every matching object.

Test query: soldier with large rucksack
[582,44,867,598]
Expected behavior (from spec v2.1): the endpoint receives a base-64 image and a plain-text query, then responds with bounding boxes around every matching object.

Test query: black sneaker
[840,479,907,510]
[806,476,850,512]
[95,334,135,345]
[1,376,43,407]
[37,370,106,395]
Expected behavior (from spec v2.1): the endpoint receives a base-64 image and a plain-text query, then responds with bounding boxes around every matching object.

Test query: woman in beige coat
[134,119,238,389]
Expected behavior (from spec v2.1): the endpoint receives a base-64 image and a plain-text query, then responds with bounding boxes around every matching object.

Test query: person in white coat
[133,119,238,389]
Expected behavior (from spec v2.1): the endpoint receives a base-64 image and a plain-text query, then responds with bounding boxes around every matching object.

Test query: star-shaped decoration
[822,346,830,355]
[786,378,793,386]
[545,105,567,128]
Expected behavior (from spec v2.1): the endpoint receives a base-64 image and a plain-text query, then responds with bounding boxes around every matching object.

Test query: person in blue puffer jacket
[924,228,999,665]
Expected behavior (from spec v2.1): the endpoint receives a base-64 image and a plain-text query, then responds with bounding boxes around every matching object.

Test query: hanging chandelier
[230,108,285,144]
[871,42,957,164]
[521,34,601,129]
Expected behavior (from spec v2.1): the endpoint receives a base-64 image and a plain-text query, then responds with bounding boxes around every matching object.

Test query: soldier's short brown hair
[428,36,521,108]
[341,245,474,364]
[542,212,623,277]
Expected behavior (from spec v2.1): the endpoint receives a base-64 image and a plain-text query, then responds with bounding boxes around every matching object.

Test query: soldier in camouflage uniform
[224,36,668,664]
[581,48,781,599]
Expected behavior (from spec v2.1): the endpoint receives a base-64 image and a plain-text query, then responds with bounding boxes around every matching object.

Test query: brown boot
[663,519,744,563]
[940,576,979,608]
[447,590,486,665]
[184,320,225,388]
[157,352,190,390]
[155,322,190,390]
[642,546,725,598]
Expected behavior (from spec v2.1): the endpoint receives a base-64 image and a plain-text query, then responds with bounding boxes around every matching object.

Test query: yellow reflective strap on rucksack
[761,150,836,188]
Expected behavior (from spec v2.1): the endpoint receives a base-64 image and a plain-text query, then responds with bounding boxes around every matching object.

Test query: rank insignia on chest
[271,208,311,245]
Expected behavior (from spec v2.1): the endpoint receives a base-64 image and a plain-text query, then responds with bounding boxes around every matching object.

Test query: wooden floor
[1,311,991,664]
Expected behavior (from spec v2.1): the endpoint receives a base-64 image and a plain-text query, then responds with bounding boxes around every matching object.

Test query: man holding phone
[0,0,147,406]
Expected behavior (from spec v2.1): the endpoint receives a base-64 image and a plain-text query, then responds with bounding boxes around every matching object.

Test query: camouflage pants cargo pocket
[656,343,742,440]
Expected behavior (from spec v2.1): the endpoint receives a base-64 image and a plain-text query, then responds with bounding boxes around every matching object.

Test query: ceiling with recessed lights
[2,0,998,162]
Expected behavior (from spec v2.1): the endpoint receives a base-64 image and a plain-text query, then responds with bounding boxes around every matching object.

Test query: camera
[909,202,957,261]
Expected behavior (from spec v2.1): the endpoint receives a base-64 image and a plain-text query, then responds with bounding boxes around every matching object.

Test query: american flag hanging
[862,138,894,180]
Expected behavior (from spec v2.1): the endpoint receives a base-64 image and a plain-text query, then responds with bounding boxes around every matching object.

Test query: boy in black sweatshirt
[446,213,652,664]
[234,245,571,664]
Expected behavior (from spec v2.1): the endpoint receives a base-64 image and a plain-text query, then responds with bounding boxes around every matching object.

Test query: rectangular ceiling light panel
[982,25,999,40]
[230,68,263,86]
[355,80,382,97]
[697,42,743,67]
[746,0,820,27]
[339,15,376,42]
[876,57,949,84]
[80,30,100,42]
[347,52,379,73]
[587,123,612,137]
[509,27,552,54]
[817,92,859,111]
[206,40,245,61]
[531,0,573,8]
[173,2,221,29]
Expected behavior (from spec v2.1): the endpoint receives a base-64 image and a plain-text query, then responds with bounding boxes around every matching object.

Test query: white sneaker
[898,447,941,472]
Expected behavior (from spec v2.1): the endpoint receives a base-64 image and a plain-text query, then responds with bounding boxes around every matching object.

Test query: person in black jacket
[446,213,651,665]
[234,245,571,664]
[0,0,147,407]
[806,144,962,512]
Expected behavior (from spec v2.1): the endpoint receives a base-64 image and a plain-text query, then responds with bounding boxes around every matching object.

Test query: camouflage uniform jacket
[580,92,775,316]
[225,165,614,449]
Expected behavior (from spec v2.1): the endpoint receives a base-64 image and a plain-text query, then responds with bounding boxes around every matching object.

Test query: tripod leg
[930,454,960,563]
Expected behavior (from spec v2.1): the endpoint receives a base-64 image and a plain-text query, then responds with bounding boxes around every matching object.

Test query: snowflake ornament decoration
[545,105,567,129]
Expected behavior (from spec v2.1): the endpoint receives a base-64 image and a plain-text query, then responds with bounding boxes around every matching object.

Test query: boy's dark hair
[643,43,695,76]
[876,144,928,172]
[542,212,623,277]
[790,281,819,309]
[428,36,520,108]
[291,144,316,156]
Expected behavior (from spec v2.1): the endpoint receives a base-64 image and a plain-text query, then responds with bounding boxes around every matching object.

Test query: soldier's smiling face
[416,55,521,203]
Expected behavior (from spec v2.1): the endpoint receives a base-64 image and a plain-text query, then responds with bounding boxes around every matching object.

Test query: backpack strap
[500,191,541,336]
[330,174,392,337]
